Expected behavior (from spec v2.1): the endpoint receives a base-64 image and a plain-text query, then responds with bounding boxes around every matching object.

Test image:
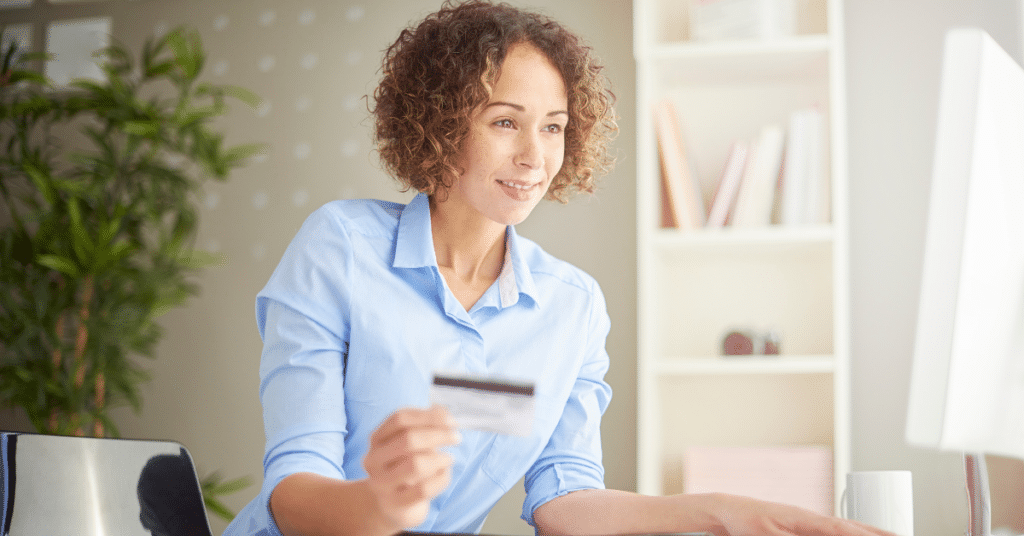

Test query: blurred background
[0,1,1022,535]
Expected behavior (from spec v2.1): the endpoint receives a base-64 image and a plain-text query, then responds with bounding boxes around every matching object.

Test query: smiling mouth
[497,179,538,191]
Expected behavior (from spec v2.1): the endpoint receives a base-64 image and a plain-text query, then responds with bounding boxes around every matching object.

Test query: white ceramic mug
[841,470,914,536]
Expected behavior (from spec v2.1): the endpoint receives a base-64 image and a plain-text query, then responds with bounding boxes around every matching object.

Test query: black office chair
[0,430,213,536]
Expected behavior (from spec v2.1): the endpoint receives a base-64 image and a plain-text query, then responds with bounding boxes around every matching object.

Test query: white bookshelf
[634,0,851,513]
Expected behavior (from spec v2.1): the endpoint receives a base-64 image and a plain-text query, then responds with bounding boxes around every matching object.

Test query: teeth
[499,180,532,190]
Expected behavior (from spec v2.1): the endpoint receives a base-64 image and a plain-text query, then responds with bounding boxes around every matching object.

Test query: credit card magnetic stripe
[432,375,535,396]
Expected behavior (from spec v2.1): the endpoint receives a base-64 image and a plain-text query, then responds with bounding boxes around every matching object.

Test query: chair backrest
[0,431,213,536]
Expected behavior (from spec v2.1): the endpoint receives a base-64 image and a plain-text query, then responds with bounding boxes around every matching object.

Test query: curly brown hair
[372,0,617,203]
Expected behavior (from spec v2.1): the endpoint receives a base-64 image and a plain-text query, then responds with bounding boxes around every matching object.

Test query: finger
[370,451,454,509]
[369,448,454,492]
[393,465,452,506]
[844,519,902,536]
[388,449,454,483]
[364,424,459,482]
[370,406,457,447]
[427,404,455,425]
[367,425,460,472]
[796,515,902,536]
[824,516,902,536]
[391,452,452,496]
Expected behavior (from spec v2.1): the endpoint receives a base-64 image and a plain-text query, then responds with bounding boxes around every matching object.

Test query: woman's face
[447,42,568,227]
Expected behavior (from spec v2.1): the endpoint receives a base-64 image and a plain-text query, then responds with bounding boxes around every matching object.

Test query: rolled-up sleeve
[246,207,355,535]
[521,283,613,526]
[259,301,349,488]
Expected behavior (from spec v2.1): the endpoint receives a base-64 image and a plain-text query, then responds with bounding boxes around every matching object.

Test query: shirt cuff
[254,450,348,536]
[265,449,346,494]
[521,462,606,527]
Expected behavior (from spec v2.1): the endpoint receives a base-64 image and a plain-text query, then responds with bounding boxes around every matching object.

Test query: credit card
[429,372,535,437]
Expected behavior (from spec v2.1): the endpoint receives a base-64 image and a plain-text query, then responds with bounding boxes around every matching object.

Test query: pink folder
[683,445,834,516]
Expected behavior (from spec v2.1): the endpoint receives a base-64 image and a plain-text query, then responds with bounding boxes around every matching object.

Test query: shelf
[650,34,830,58]
[644,35,831,85]
[652,355,836,375]
[639,0,831,50]
[648,230,835,358]
[652,225,833,248]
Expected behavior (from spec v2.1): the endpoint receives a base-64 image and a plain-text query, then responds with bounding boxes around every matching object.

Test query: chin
[493,213,529,227]
[496,202,542,227]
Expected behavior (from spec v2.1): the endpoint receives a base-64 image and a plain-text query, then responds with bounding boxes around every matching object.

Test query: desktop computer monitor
[905,27,1024,536]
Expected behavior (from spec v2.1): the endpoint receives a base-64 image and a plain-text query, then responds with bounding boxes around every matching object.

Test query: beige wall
[1,1,635,534]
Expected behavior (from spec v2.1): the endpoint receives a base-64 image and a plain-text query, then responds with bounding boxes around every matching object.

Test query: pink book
[706,140,749,228]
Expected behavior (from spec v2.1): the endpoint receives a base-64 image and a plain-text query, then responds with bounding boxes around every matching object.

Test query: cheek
[461,133,506,177]
[456,144,484,180]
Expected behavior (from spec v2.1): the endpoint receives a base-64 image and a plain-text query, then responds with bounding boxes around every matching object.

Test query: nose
[515,131,543,170]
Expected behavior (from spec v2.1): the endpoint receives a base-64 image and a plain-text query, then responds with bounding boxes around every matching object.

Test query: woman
[224,2,898,535]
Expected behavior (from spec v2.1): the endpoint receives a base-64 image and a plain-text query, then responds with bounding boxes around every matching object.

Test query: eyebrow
[485,101,568,117]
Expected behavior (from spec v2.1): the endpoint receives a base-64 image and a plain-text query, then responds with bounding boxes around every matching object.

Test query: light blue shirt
[223,193,612,536]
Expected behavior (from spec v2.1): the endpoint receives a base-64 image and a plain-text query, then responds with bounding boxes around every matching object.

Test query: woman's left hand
[705,492,902,536]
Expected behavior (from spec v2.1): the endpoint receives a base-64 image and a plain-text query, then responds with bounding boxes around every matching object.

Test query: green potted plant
[0,25,260,521]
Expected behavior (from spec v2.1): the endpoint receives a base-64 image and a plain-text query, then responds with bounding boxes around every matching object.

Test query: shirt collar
[393,193,539,309]
[393,193,435,269]
[501,225,538,308]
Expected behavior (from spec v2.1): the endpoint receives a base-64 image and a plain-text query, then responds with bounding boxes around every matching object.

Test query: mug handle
[839,486,848,519]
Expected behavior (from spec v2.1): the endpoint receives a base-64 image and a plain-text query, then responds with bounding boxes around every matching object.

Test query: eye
[544,123,565,134]
[494,118,514,129]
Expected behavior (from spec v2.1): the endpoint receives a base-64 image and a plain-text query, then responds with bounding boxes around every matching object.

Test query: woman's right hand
[362,405,462,530]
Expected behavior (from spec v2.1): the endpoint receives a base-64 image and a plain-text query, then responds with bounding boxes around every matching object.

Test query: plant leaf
[68,79,110,98]
[51,178,88,196]
[7,70,48,86]
[35,255,81,278]
[66,198,95,268]
[221,84,262,108]
[178,249,223,269]
[23,164,57,206]
[2,40,19,71]
[122,120,160,138]
[105,239,133,265]
[165,27,204,81]
[202,473,252,496]
[175,105,221,128]
[221,143,267,168]
[200,472,252,521]
[144,60,174,78]
[196,83,262,109]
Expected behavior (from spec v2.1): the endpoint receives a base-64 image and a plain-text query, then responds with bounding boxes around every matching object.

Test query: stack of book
[654,100,829,231]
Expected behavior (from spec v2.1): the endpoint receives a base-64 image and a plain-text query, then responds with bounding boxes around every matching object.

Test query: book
[780,107,828,226]
[731,124,785,227]
[779,108,809,225]
[654,99,705,231]
[706,140,749,228]
[659,165,676,228]
[803,110,831,225]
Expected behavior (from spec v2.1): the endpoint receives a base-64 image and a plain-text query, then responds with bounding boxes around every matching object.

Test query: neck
[429,196,507,284]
